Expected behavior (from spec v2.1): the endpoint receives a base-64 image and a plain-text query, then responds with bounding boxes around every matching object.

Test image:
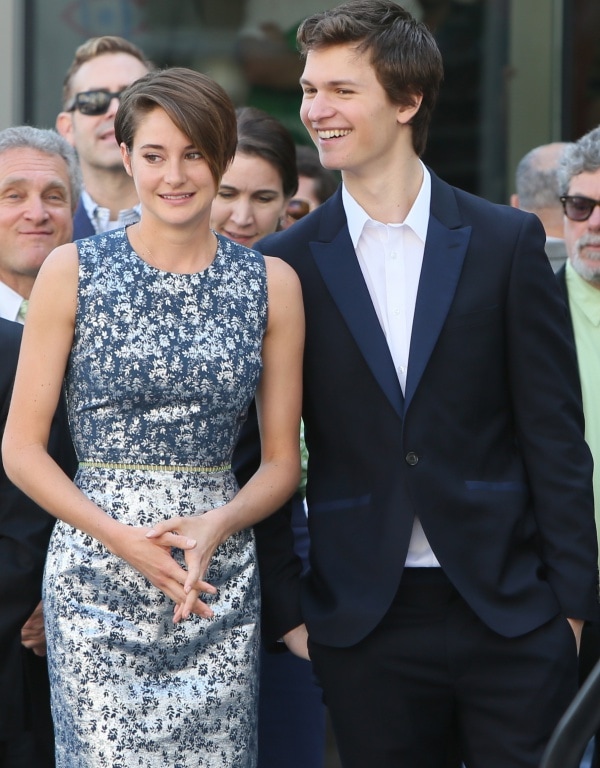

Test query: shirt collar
[0,280,25,322]
[343,161,431,248]
[566,259,600,326]
[81,188,141,233]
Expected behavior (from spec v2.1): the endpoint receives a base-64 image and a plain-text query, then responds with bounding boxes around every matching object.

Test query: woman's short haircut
[115,68,238,187]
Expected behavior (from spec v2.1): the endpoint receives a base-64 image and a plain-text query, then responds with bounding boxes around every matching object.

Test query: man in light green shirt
[558,127,600,548]
[557,124,600,763]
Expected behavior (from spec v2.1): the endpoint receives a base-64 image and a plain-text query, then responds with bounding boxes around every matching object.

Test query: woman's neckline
[124,224,219,276]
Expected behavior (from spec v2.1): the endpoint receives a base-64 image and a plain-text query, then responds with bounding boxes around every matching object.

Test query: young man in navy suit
[249,2,598,766]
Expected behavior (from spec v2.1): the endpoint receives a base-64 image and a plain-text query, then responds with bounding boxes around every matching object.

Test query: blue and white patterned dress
[43,228,267,768]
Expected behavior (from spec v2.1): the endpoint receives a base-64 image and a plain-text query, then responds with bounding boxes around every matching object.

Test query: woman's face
[121,106,216,229]
[210,152,289,247]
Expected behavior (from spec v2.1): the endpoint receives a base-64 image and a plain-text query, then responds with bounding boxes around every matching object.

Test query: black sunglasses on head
[67,89,124,116]
[560,195,600,222]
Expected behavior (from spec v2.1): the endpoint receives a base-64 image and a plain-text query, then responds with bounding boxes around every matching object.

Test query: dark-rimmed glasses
[560,195,600,222]
[67,89,124,116]
[286,198,311,222]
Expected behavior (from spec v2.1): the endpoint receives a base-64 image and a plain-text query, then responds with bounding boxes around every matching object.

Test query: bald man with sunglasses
[56,36,151,239]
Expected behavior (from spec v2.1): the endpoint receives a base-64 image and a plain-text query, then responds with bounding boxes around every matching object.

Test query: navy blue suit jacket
[0,318,76,736]
[253,171,598,648]
[72,198,95,241]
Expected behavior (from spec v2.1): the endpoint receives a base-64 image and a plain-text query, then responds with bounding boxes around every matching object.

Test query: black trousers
[0,651,54,768]
[309,569,578,768]
[579,622,600,767]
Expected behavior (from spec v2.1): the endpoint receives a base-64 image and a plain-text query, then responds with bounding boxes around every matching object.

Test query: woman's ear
[120,143,133,177]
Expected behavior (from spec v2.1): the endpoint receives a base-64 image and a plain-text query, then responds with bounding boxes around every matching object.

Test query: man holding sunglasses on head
[56,36,151,239]
[556,125,600,768]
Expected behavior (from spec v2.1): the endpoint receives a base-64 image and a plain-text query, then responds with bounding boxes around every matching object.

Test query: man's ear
[56,112,75,146]
[396,93,423,126]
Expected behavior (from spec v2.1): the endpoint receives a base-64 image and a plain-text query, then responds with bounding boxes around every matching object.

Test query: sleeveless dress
[43,228,267,768]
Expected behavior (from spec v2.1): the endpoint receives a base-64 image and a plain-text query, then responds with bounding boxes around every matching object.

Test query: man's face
[563,169,600,288]
[57,52,149,173]
[0,147,74,293]
[299,43,420,181]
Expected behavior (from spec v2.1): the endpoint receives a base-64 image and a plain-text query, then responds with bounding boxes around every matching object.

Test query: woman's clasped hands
[146,510,226,623]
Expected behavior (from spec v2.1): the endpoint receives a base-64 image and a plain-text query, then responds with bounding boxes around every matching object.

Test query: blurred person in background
[56,36,151,239]
[282,144,340,228]
[511,142,571,271]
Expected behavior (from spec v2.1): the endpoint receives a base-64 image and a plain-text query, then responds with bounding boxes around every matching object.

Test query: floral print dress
[43,228,267,768]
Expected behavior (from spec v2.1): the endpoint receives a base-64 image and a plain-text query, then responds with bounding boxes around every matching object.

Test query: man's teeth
[317,129,351,139]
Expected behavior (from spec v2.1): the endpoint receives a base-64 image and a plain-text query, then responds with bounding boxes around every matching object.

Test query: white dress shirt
[81,189,141,234]
[342,164,440,567]
[0,280,26,323]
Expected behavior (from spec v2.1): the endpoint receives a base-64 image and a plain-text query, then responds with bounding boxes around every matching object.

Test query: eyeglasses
[560,195,600,222]
[286,198,311,222]
[67,89,124,116]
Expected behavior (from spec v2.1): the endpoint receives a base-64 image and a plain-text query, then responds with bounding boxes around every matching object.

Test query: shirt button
[405,451,419,466]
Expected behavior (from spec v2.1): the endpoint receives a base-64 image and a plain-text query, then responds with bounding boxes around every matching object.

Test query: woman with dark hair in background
[212,106,326,768]
[210,106,300,244]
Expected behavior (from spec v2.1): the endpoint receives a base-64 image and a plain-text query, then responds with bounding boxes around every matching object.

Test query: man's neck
[342,154,425,224]
[0,273,33,300]
[81,166,139,219]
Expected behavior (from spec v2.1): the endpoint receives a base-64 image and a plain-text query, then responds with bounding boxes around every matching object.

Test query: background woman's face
[210,152,288,247]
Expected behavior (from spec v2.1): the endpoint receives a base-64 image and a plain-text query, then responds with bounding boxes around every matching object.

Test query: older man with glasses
[56,36,151,239]
[556,124,600,768]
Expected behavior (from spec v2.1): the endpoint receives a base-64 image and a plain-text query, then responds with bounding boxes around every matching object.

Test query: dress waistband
[78,461,231,473]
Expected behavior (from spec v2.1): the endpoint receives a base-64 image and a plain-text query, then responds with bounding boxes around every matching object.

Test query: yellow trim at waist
[78,461,231,473]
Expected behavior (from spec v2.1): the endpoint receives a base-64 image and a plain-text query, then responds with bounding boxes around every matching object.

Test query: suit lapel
[311,224,405,420]
[308,175,471,419]
[404,213,471,410]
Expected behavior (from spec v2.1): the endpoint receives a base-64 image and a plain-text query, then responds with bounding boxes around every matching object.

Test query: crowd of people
[1,2,599,768]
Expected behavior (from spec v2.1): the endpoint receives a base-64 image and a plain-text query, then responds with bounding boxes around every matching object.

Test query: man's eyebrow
[300,77,359,87]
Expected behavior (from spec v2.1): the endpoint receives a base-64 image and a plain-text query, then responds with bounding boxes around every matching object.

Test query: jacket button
[405,451,419,466]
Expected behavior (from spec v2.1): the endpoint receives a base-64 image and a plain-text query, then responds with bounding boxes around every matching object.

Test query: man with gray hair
[0,125,81,321]
[0,125,78,767]
[556,124,600,767]
[511,142,571,271]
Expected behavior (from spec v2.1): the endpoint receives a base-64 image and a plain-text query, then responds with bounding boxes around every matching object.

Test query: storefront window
[27,0,509,198]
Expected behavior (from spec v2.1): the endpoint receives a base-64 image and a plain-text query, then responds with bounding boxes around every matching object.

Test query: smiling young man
[56,36,151,239]
[247,2,599,767]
